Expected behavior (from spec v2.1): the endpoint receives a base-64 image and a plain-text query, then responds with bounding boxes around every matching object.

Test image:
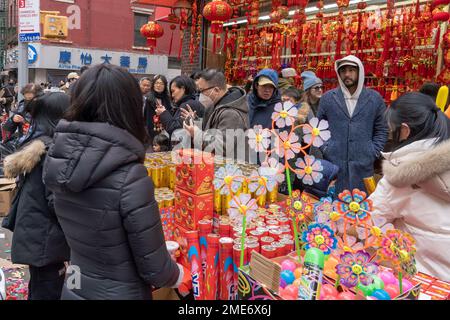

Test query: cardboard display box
[0,178,16,217]
[174,188,213,231]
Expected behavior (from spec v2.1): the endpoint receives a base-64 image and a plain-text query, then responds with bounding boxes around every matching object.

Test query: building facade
[1,0,182,85]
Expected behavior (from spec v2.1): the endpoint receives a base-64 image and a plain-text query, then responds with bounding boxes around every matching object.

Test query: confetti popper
[219,237,235,300]
[198,219,212,275]
[204,233,220,300]
[185,230,204,300]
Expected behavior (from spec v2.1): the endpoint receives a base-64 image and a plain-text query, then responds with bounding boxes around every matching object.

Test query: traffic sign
[18,0,41,43]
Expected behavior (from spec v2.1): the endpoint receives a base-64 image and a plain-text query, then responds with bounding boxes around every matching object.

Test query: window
[134,13,149,47]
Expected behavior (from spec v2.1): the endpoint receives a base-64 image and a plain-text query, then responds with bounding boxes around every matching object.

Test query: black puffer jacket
[42,120,180,300]
[2,137,70,267]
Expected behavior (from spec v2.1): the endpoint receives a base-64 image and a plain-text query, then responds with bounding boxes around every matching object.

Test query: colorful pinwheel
[271,101,298,128]
[301,223,338,255]
[336,250,379,288]
[295,155,324,185]
[336,189,373,224]
[302,118,331,147]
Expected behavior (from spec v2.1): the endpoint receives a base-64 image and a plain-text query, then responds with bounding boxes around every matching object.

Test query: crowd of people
[0,54,449,300]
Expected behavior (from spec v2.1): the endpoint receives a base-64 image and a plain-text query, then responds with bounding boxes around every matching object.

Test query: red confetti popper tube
[219,237,235,300]
[198,220,212,275]
[185,230,204,300]
[219,220,231,238]
[204,233,220,300]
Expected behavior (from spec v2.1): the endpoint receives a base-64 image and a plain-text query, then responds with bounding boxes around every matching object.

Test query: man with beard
[317,55,388,194]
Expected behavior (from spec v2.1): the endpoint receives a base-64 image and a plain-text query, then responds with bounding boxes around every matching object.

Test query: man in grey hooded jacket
[317,55,389,194]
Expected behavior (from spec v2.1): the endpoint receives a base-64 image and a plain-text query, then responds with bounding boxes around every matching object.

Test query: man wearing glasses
[317,55,388,195]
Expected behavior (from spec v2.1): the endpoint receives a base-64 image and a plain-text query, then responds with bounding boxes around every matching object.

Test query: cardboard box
[175,188,213,230]
[175,150,214,195]
[0,178,16,216]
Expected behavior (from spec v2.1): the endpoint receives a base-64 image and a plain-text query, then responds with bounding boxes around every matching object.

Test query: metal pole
[17,40,28,102]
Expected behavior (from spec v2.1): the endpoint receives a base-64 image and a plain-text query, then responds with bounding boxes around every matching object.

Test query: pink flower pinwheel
[248,125,271,152]
[228,194,258,224]
[271,101,298,128]
[260,157,285,184]
[295,155,323,185]
[303,118,331,147]
[274,131,301,160]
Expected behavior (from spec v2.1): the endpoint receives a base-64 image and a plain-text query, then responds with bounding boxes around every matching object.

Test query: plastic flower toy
[301,223,338,255]
[356,216,394,247]
[228,194,258,224]
[302,118,331,147]
[271,101,298,128]
[248,125,272,152]
[295,155,324,185]
[274,131,301,160]
[260,157,285,185]
[336,189,373,224]
[286,190,314,223]
[213,164,244,195]
[377,229,417,276]
[336,250,379,288]
[249,167,280,196]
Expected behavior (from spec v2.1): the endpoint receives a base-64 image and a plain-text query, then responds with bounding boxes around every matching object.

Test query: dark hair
[80,66,89,75]
[139,77,152,84]
[20,83,43,96]
[153,133,170,151]
[152,74,168,93]
[198,69,227,90]
[169,75,197,97]
[282,87,302,102]
[64,64,147,144]
[190,71,203,81]
[386,92,449,151]
[419,82,440,101]
[22,92,70,144]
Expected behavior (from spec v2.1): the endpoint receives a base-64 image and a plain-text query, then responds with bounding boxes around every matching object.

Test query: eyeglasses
[311,86,323,91]
[154,81,165,86]
[199,86,216,94]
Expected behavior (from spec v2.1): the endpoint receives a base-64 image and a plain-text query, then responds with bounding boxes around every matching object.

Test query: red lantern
[203,0,233,53]
[357,2,367,10]
[140,21,164,53]
[336,0,350,8]
[203,0,233,34]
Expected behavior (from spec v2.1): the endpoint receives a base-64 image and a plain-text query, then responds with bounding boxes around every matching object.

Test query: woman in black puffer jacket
[156,75,205,138]
[2,92,70,300]
[42,64,190,300]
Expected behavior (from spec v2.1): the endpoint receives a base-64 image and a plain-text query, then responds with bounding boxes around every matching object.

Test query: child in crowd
[281,87,303,105]
[153,133,170,152]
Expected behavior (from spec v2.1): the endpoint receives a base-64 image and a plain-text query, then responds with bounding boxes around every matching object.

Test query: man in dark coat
[317,55,389,194]
[247,69,282,129]
[182,69,249,161]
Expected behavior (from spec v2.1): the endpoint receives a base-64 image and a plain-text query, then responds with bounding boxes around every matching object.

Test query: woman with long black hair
[2,92,71,300]
[156,75,205,137]
[370,92,450,281]
[42,64,190,300]
[144,75,172,144]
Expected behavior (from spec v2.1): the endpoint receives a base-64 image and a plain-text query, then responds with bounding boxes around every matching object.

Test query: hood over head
[335,55,365,100]
[43,120,145,194]
[382,138,450,203]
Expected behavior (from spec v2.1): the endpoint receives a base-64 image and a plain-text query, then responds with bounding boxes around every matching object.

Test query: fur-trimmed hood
[382,139,450,202]
[3,139,47,178]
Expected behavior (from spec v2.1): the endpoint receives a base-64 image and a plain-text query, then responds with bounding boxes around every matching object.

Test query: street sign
[18,0,41,43]
[28,45,38,64]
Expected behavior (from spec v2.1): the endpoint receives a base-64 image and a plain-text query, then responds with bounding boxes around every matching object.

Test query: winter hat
[301,71,323,92]
[258,76,276,88]
[281,68,297,78]
[302,159,339,199]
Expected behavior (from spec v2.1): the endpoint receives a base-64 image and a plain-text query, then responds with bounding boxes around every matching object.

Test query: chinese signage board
[18,0,41,42]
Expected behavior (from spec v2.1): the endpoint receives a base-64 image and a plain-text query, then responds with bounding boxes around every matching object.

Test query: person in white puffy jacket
[370,92,450,282]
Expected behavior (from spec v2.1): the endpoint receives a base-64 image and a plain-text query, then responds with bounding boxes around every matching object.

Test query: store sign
[18,0,41,43]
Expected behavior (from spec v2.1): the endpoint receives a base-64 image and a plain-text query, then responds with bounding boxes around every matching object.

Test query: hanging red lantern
[203,0,233,53]
[336,0,350,8]
[432,0,450,21]
[357,2,367,10]
[140,21,164,53]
